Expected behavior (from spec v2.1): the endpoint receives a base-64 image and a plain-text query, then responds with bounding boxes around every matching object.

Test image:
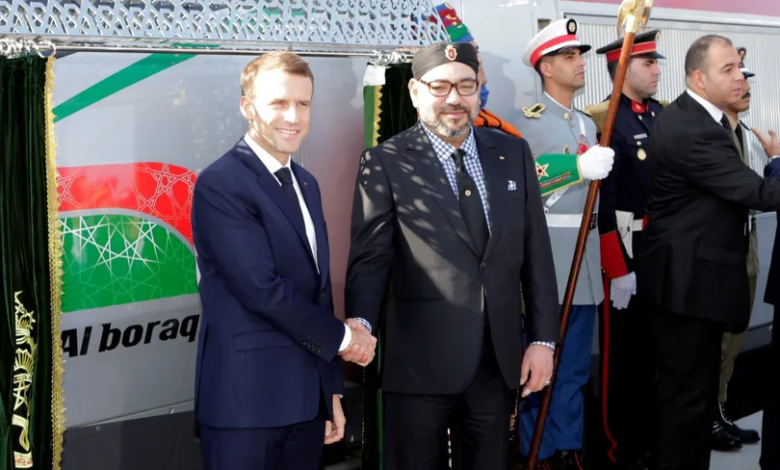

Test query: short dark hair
[684,35,732,77]
[606,57,655,81]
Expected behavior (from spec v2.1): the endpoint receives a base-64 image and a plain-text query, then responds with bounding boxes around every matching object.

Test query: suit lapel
[294,164,329,287]
[234,140,314,267]
[680,91,741,155]
[475,129,508,260]
[402,123,479,256]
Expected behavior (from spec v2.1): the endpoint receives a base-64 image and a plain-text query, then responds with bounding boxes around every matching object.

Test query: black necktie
[274,167,305,228]
[451,149,489,255]
[721,114,732,133]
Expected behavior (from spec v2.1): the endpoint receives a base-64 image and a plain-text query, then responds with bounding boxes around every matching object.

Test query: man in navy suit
[759,130,780,470]
[191,51,377,470]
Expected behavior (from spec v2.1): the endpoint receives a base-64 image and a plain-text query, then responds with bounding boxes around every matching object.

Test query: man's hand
[578,144,615,180]
[520,344,554,397]
[338,319,377,366]
[325,395,346,445]
[610,272,636,310]
[752,128,780,158]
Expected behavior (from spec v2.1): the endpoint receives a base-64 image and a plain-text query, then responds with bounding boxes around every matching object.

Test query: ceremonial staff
[525,1,654,467]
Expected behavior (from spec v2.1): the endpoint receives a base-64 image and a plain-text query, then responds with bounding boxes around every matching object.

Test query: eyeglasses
[418,78,479,97]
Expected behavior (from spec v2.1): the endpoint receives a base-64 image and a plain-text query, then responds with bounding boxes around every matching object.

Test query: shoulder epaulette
[522,103,545,119]
[585,100,610,133]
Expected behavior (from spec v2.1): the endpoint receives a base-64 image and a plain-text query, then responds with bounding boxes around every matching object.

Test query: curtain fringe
[44,55,66,470]
[371,87,382,148]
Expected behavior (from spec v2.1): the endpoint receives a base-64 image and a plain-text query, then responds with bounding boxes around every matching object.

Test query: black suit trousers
[383,321,514,470]
[598,234,655,465]
[650,308,722,470]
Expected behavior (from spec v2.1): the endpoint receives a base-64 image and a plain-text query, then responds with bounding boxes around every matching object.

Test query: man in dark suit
[191,51,377,470]
[345,42,561,470]
[637,34,780,470]
[759,135,780,470]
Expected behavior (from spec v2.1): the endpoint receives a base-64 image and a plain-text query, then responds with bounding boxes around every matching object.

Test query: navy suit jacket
[192,138,345,429]
[765,157,780,306]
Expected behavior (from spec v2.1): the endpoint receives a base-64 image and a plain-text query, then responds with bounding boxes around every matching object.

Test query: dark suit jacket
[638,91,780,325]
[765,158,780,306]
[345,122,560,394]
[192,139,344,429]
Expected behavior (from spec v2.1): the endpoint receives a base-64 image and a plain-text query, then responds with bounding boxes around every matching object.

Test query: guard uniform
[714,47,762,447]
[517,18,602,467]
[586,30,665,469]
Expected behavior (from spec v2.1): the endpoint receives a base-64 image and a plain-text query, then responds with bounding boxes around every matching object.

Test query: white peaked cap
[523,18,591,68]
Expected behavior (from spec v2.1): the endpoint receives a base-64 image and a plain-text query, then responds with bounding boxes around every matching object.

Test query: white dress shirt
[686,88,724,124]
[244,134,352,352]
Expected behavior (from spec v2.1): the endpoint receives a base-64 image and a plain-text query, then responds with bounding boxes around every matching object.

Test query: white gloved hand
[578,144,615,180]
[610,272,636,310]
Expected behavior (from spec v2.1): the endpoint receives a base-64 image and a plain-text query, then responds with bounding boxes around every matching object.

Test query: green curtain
[0,55,64,470]
[361,62,416,470]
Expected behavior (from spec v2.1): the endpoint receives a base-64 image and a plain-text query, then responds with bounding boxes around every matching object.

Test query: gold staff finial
[617,0,653,37]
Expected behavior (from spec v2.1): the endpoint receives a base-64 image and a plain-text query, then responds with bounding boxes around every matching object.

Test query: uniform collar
[542,92,577,122]
[724,112,739,131]
[619,93,650,114]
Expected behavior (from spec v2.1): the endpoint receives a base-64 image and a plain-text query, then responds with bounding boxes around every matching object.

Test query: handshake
[338,319,377,367]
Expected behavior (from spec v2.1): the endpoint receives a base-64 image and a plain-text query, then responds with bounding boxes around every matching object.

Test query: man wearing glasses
[516,18,615,469]
[345,41,561,470]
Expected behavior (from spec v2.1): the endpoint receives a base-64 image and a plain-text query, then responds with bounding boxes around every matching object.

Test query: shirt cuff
[353,317,372,333]
[530,341,556,351]
[338,323,351,352]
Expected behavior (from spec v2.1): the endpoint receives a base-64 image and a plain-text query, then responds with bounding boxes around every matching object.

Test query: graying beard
[422,117,471,138]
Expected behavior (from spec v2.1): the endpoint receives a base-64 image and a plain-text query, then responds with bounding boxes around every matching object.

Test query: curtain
[361,62,416,470]
[0,55,64,470]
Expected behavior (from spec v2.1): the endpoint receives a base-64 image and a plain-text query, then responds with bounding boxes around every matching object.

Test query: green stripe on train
[53,54,197,123]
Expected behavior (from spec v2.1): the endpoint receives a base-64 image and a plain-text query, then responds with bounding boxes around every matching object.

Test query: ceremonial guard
[586,30,665,470]
[517,18,615,469]
[713,46,762,450]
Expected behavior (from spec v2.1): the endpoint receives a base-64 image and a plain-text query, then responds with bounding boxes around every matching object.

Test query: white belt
[546,213,598,229]
[630,218,644,232]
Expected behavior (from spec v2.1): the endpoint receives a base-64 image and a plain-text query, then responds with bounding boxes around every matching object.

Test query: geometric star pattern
[58,163,197,244]
[60,214,198,313]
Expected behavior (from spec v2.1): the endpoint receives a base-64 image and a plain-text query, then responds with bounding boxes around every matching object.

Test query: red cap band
[531,34,578,67]
[606,41,657,63]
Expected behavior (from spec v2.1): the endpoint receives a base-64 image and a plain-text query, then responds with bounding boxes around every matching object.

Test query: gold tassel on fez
[12,291,36,469]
